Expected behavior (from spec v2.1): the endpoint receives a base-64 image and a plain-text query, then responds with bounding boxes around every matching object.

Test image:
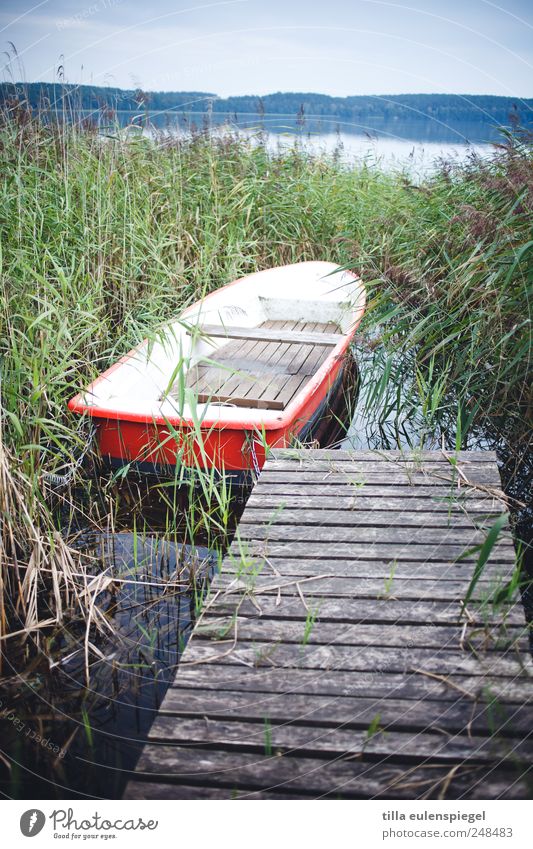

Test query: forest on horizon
[2,82,531,126]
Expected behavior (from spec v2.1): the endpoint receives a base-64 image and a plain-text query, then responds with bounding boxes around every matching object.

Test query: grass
[355,137,532,447]
[383,560,397,596]
[301,605,319,646]
[458,513,512,613]
[0,99,531,661]
[263,718,273,756]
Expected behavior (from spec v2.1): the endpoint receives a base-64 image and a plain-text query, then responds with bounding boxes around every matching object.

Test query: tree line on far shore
[1,82,531,127]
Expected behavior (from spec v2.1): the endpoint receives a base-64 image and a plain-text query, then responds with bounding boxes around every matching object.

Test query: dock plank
[124,449,529,800]
[129,746,530,799]
[213,574,517,601]
[157,689,532,736]
[146,717,533,763]
[209,594,526,625]
[244,494,502,511]
[194,618,528,650]
[221,558,518,580]
[230,541,515,561]
[232,523,513,544]
[241,507,502,526]
[169,665,532,702]
[181,641,530,677]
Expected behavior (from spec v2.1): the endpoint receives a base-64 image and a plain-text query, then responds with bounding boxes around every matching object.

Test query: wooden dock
[125,449,532,800]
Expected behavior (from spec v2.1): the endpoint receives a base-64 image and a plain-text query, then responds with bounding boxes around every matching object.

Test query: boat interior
[179,318,343,411]
[72,264,363,425]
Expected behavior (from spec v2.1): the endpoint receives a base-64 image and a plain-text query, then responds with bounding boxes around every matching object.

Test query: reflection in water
[0,538,216,799]
[116,108,500,142]
[214,114,494,173]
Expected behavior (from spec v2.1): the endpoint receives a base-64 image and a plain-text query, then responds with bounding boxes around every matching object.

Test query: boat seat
[187,324,342,347]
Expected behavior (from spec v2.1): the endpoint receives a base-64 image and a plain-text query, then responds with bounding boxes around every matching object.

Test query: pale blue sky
[1,0,532,96]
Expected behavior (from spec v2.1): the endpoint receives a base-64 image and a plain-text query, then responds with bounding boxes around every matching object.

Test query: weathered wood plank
[146,717,533,763]
[195,617,528,651]
[196,390,286,410]
[215,369,257,403]
[212,574,518,601]
[181,640,532,677]
[124,773,528,800]
[229,540,516,561]
[232,523,513,545]
[129,746,529,799]
[265,459,497,473]
[221,557,515,580]
[271,449,498,463]
[239,508,501,528]
[160,688,533,735]
[258,468,500,485]
[276,374,310,407]
[252,483,505,498]
[170,665,532,702]
[244,493,502,512]
[158,688,533,736]
[209,594,524,626]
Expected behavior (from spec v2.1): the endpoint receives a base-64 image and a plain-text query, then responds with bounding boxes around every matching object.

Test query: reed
[354,136,532,450]
[0,103,531,661]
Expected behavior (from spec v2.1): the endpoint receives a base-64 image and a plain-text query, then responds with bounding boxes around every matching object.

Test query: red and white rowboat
[68,262,365,480]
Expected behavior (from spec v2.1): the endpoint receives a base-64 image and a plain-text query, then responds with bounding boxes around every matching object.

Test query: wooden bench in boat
[189,324,343,347]
[170,320,343,411]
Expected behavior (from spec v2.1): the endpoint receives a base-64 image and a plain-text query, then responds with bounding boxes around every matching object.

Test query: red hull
[96,356,344,473]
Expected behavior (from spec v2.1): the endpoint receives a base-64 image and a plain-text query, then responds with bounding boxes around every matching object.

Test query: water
[96,109,496,173]
[219,114,493,173]
[239,126,491,176]
[0,532,217,799]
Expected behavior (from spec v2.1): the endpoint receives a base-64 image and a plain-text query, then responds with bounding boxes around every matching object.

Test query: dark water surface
[0,532,217,799]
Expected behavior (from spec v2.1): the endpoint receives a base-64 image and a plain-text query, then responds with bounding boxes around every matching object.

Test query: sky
[1,0,533,97]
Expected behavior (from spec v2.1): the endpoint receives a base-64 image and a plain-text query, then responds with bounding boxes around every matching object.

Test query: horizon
[1,1,532,99]
[5,82,532,101]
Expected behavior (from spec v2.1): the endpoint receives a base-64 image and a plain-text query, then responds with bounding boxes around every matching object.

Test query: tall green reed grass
[354,136,532,446]
[0,104,531,653]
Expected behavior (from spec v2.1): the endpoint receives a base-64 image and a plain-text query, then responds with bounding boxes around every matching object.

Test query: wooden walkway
[124,449,532,800]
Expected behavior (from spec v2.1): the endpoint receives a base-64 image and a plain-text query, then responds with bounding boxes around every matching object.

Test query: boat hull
[68,262,366,479]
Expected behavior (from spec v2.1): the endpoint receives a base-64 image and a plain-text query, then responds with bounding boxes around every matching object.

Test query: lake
[96,109,498,173]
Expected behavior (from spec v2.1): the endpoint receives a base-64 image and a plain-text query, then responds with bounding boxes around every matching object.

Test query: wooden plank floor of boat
[124,449,532,800]
[180,320,340,410]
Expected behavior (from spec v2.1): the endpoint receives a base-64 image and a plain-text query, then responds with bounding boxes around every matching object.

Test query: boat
[68,261,365,482]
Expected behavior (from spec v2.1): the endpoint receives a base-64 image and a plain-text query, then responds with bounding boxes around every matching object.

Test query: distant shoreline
[2,82,532,129]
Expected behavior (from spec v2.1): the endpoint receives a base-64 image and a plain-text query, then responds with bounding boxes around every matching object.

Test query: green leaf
[461,513,511,613]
